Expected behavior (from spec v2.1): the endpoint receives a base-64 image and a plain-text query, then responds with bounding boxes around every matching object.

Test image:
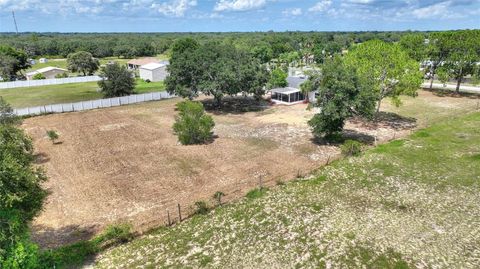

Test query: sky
[0,0,479,32]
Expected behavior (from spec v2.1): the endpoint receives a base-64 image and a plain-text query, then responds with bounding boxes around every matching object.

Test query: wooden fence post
[167,210,171,226]
[326,155,331,165]
[178,203,182,222]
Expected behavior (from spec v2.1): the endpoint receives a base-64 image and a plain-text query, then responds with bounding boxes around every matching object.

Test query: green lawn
[94,112,480,268]
[0,80,165,108]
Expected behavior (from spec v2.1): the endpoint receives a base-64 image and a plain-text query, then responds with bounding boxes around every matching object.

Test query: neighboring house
[26,67,68,80]
[139,62,169,82]
[127,57,166,70]
[39,58,48,63]
[271,76,317,105]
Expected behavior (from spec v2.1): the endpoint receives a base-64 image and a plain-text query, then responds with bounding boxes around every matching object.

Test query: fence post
[167,210,171,226]
[326,155,331,165]
[259,175,263,189]
[178,203,182,222]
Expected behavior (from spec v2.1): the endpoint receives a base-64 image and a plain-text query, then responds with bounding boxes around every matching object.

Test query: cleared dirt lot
[23,90,479,248]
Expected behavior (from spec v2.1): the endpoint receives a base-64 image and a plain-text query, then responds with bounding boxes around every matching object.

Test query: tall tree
[268,68,288,89]
[0,46,30,81]
[307,57,376,139]
[67,51,99,76]
[166,40,269,106]
[399,33,427,62]
[436,30,480,94]
[344,39,422,112]
[98,63,136,97]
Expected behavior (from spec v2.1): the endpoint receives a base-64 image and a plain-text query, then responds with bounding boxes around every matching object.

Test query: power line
[12,11,19,34]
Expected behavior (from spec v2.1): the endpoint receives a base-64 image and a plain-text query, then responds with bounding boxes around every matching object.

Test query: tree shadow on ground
[34,152,50,164]
[424,88,480,99]
[201,96,271,115]
[311,129,376,146]
[31,223,100,249]
[350,112,417,131]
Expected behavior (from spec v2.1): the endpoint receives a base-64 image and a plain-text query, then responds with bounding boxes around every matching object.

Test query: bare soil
[23,90,478,248]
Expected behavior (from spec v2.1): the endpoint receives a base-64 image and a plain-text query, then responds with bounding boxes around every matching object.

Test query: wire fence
[0,76,102,89]
[14,91,174,116]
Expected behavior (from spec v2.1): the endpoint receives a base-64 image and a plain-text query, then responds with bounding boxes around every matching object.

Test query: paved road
[422,82,480,94]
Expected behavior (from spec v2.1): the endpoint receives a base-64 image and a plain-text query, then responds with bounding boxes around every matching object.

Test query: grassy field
[94,111,480,268]
[0,79,165,108]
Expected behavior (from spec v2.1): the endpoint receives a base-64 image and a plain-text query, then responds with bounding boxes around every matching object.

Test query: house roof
[287,76,307,89]
[271,87,301,95]
[127,57,161,66]
[139,62,167,71]
[26,66,67,76]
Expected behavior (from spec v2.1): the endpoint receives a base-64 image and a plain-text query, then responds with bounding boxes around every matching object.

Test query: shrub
[173,100,215,145]
[0,97,21,126]
[55,73,68,78]
[213,191,225,206]
[246,187,268,199]
[46,130,59,144]
[340,140,363,157]
[32,73,46,80]
[194,201,209,215]
[145,79,151,83]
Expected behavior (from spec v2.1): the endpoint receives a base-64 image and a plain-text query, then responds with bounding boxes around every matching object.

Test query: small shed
[39,58,48,63]
[139,63,168,82]
[26,67,68,80]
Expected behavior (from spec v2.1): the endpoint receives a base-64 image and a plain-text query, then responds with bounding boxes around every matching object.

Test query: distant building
[127,57,164,70]
[139,62,168,82]
[26,67,68,80]
[271,76,317,105]
[39,58,48,64]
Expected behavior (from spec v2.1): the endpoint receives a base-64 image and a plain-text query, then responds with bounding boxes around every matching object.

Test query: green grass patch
[246,187,268,199]
[40,224,132,268]
[1,79,164,108]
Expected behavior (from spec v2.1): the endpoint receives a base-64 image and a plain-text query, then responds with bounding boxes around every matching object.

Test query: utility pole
[12,11,19,34]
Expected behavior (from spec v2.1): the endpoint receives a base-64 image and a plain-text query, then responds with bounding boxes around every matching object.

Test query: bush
[55,73,68,78]
[145,79,151,83]
[213,191,225,206]
[46,130,59,144]
[173,100,215,145]
[0,97,21,126]
[246,187,268,199]
[32,73,46,80]
[194,201,209,215]
[340,140,363,157]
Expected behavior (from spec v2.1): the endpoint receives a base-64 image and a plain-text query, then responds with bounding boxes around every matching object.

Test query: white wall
[0,76,101,89]
[14,91,174,116]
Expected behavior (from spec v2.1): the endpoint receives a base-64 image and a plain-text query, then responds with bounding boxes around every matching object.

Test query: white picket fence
[14,91,174,116]
[0,76,102,89]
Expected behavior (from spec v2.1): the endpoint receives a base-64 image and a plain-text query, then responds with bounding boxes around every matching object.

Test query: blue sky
[0,0,479,32]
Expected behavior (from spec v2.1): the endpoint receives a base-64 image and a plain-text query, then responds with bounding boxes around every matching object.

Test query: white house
[271,76,317,105]
[26,67,68,80]
[139,62,168,82]
[39,58,48,64]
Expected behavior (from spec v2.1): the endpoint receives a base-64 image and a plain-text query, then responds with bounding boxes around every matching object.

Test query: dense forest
[0,31,423,59]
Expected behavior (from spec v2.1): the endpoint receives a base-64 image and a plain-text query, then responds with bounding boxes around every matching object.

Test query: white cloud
[309,0,333,12]
[411,1,461,19]
[282,8,302,16]
[214,0,267,12]
[152,0,197,17]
